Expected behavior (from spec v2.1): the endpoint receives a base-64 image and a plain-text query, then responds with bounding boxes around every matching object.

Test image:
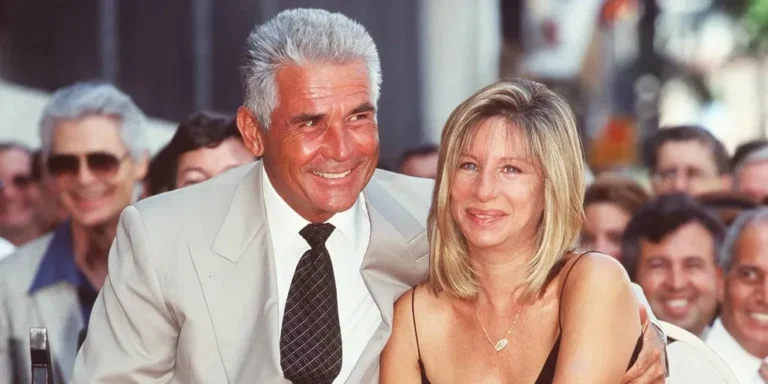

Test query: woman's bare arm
[553,253,642,384]
[380,287,423,383]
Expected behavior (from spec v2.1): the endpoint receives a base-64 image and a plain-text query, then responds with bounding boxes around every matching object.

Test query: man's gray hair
[720,207,768,272]
[39,81,149,160]
[241,8,381,129]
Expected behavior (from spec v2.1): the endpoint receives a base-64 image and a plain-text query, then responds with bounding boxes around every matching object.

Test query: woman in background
[581,174,649,260]
[381,78,642,383]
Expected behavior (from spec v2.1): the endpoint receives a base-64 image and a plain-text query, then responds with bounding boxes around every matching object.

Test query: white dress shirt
[262,166,381,383]
[706,318,765,384]
[0,236,15,261]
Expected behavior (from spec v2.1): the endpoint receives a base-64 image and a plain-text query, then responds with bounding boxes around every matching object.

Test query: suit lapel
[32,284,83,382]
[191,167,430,383]
[346,176,430,383]
[189,164,283,383]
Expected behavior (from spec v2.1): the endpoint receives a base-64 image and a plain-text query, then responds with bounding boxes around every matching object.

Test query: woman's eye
[459,162,477,171]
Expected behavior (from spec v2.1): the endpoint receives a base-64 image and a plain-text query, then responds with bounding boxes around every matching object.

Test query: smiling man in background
[0,82,149,383]
[708,208,768,383]
[622,193,725,338]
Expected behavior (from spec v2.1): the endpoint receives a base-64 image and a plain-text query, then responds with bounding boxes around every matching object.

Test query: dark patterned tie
[280,223,342,384]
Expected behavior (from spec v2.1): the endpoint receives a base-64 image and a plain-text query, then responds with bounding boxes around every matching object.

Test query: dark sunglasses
[47,152,129,178]
[0,174,33,190]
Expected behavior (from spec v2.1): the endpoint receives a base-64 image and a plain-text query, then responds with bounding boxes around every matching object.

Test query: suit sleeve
[630,283,667,340]
[70,206,178,383]
[0,295,16,383]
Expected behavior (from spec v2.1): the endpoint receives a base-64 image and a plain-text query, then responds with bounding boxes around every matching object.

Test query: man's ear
[237,106,265,157]
[134,150,150,180]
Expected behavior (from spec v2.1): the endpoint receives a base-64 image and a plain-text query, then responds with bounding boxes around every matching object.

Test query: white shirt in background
[0,237,15,262]
[706,317,765,384]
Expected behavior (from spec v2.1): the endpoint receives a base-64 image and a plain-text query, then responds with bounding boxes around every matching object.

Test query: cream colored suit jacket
[0,233,84,384]
[70,163,433,383]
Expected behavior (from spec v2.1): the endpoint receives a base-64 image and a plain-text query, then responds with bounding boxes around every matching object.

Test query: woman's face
[450,117,544,255]
[581,202,631,260]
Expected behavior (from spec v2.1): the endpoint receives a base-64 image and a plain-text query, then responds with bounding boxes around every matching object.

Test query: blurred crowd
[582,125,768,383]
[0,77,767,382]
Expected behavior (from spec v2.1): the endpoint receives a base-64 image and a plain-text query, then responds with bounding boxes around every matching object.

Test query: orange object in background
[601,0,639,25]
[589,116,639,172]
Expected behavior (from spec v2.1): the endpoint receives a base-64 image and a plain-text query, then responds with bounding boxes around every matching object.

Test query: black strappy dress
[411,253,643,384]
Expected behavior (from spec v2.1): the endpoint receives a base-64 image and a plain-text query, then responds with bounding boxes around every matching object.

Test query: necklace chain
[474,300,522,352]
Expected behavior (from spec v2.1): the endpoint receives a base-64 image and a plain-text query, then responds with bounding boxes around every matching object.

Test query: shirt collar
[261,163,366,249]
[29,220,87,293]
[707,317,763,382]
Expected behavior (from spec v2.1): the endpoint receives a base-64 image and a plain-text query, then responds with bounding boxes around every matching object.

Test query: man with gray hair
[733,146,768,203]
[72,9,666,383]
[706,208,768,383]
[0,81,149,383]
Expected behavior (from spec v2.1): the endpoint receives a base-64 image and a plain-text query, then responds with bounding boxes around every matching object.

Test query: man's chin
[323,198,359,214]
[73,209,119,229]
[307,191,360,214]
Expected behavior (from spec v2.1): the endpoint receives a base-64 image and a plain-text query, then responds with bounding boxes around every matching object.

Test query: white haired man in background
[0,82,149,383]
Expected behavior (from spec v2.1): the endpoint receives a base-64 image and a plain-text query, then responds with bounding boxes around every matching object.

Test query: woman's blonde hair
[427,78,586,300]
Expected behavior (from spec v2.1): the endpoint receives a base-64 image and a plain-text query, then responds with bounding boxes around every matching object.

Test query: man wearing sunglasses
[0,82,149,384]
[0,142,41,247]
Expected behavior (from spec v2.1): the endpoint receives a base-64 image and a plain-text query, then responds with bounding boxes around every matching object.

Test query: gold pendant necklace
[474,300,522,352]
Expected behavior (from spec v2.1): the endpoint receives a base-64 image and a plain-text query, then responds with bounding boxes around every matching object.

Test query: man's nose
[323,124,353,162]
[665,265,689,291]
[671,175,688,192]
[76,161,97,185]
[757,277,768,305]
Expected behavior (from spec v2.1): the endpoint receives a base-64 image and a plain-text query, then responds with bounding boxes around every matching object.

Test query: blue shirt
[28,221,99,327]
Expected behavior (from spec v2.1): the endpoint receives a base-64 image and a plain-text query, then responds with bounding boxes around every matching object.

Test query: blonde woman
[381,79,644,383]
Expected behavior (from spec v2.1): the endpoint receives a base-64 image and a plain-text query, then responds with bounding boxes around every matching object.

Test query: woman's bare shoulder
[559,251,634,304]
[394,284,456,331]
[562,251,629,281]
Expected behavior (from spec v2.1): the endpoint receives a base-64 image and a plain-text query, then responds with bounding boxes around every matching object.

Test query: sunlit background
[1,0,767,170]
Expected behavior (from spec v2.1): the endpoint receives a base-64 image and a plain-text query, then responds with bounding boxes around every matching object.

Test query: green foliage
[744,0,768,52]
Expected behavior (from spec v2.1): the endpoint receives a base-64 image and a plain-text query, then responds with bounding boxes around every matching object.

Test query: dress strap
[411,288,423,361]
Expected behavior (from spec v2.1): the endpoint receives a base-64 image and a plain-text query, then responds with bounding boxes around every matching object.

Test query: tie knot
[299,223,335,249]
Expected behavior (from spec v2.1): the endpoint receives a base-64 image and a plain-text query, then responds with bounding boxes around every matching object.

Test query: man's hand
[621,305,666,383]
